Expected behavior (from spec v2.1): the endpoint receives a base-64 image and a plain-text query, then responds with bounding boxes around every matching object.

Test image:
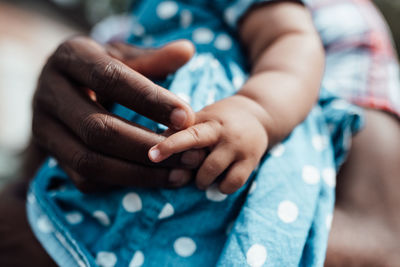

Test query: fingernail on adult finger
[169,169,191,186]
[181,150,201,166]
[170,108,187,130]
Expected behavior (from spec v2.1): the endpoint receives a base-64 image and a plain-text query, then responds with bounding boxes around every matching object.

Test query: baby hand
[149,95,269,194]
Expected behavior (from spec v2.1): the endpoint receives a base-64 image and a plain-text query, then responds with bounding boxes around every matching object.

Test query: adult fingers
[219,160,255,194]
[106,40,195,79]
[62,165,111,193]
[148,121,221,163]
[32,111,193,189]
[49,36,194,130]
[195,144,235,190]
[35,69,199,168]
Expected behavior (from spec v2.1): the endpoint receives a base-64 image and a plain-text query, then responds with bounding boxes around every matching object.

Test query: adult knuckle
[128,80,154,109]
[71,150,99,175]
[89,60,123,96]
[52,38,78,68]
[79,114,116,147]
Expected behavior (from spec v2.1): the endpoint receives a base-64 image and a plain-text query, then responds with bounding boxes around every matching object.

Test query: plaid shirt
[309,0,400,118]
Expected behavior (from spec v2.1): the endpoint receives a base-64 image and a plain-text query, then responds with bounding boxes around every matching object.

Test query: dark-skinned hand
[32,37,205,192]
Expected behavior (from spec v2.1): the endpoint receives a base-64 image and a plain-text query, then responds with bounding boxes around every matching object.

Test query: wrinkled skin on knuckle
[79,113,117,148]
[71,150,100,177]
[51,38,80,69]
[127,79,155,112]
[89,59,123,96]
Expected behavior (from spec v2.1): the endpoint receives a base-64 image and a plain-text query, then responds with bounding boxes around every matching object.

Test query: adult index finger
[50,36,195,130]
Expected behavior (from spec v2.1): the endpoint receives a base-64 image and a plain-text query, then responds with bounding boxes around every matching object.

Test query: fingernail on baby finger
[149,148,161,161]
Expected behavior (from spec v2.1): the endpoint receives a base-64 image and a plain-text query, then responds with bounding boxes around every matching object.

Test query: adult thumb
[105,40,195,79]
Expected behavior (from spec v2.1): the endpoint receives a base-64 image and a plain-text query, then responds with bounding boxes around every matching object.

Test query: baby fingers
[195,144,235,190]
[148,121,221,163]
[219,160,255,194]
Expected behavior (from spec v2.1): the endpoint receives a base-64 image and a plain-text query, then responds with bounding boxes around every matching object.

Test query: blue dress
[27,0,363,266]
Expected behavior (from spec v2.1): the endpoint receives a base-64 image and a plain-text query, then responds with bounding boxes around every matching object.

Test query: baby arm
[149,1,324,194]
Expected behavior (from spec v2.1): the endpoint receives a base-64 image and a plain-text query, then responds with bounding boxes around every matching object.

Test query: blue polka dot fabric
[27,1,364,266]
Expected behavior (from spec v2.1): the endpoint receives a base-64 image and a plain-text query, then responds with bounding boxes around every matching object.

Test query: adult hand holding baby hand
[32,37,205,192]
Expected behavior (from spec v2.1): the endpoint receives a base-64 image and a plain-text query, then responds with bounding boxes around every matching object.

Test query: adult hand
[32,36,205,192]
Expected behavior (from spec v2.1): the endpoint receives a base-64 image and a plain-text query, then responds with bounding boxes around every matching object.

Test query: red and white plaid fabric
[309,0,400,118]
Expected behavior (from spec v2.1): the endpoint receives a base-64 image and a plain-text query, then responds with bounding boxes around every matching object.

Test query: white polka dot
[193,28,214,44]
[312,135,329,151]
[224,7,236,26]
[132,23,145,36]
[214,34,233,50]
[232,76,244,90]
[206,184,227,202]
[211,59,220,68]
[48,157,58,168]
[180,10,192,28]
[176,92,191,104]
[93,210,111,226]
[129,251,144,267]
[246,244,268,267]
[326,214,333,230]
[27,193,36,204]
[158,203,174,219]
[95,251,117,267]
[322,168,336,187]
[278,201,299,223]
[142,36,154,46]
[37,215,54,233]
[122,193,142,213]
[270,143,285,157]
[156,1,178,20]
[66,211,83,225]
[249,181,257,194]
[302,165,320,184]
[189,56,206,71]
[174,237,197,257]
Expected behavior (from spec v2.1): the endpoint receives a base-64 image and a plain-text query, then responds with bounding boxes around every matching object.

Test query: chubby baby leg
[325,109,400,266]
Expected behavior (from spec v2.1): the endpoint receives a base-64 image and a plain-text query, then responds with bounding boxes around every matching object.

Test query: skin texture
[32,37,207,191]
[325,110,400,267]
[149,2,324,194]
[1,2,400,267]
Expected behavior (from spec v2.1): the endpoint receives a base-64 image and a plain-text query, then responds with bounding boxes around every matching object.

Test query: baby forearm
[238,2,324,146]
